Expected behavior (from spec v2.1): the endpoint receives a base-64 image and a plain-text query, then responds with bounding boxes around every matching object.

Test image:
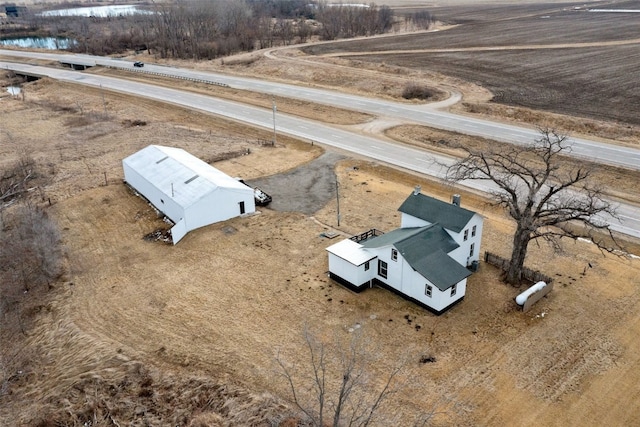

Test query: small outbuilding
[123,145,255,244]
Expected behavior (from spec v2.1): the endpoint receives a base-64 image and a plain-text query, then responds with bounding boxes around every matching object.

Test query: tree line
[16,0,434,59]
[0,151,63,394]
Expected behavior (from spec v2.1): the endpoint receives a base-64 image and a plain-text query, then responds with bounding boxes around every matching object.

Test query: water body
[39,4,150,17]
[0,37,74,49]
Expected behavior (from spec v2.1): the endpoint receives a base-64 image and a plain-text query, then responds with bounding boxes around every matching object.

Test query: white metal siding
[183,188,255,231]
[123,145,256,244]
[123,162,184,222]
[448,214,483,266]
[370,249,467,312]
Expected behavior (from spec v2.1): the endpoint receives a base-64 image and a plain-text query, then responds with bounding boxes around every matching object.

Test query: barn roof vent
[413,185,421,195]
[184,175,199,184]
[452,194,461,206]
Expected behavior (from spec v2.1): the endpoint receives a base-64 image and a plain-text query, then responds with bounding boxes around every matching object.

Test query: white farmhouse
[122,145,255,244]
[326,188,483,315]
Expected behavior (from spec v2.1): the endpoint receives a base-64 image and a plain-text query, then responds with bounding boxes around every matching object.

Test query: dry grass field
[2,1,640,426]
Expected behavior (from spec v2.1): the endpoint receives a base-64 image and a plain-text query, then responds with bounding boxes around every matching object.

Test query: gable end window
[463,229,469,241]
[469,243,475,258]
[472,225,477,237]
[378,260,388,279]
[425,284,432,298]
[451,284,457,297]
[391,248,398,261]
[364,261,370,271]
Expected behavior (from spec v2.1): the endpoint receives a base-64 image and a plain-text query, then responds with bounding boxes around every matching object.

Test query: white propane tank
[516,281,547,306]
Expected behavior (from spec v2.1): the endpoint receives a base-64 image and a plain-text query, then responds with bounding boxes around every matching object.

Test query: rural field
[301,1,640,127]
[2,1,640,426]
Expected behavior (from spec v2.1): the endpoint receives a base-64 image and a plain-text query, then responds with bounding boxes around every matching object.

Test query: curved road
[1,56,639,239]
[2,49,640,171]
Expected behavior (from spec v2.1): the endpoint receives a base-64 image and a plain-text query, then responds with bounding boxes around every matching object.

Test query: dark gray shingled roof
[360,227,426,249]
[361,224,471,290]
[398,192,476,233]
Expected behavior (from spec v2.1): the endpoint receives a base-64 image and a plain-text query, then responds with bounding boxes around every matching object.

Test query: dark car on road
[133,61,144,67]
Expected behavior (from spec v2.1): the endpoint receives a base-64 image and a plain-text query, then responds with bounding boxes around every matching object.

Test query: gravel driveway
[246,151,344,215]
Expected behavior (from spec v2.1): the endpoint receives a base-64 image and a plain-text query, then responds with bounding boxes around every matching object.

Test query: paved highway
[1,58,639,240]
[3,49,640,171]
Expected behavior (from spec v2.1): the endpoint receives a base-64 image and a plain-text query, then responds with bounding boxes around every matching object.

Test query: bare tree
[0,151,36,207]
[446,128,619,286]
[408,11,434,30]
[276,327,403,427]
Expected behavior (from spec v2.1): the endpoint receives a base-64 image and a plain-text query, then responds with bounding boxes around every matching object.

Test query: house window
[378,260,388,279]
[364,261,370,271]
[472,225,477,237]
[239,201,245,215]
[451,284,457,297]
[463,229,469,241]
[469,243,475,257]
[425,285,432,298]
[391,248,398,261]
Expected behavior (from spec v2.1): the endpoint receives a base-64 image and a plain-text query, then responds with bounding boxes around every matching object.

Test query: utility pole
[272,97,277,146]
[336,179,340,226]
[100,84,107,118]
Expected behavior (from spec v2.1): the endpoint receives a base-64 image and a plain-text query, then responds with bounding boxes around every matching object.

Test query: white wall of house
[371,245,405,289]
[402,262,467,312]
[415,275,467,312]
[371,249,466,312]
[327,252,376,288]
[447,213,484,267]
[400,213,430,228]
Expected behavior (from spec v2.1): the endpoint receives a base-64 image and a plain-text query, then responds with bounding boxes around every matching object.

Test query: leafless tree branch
[276,327,406,426]
[446,127,621,285]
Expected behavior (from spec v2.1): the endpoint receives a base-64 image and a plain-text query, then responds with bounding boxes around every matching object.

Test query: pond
[0,37,74,49]
[38,4,151,18]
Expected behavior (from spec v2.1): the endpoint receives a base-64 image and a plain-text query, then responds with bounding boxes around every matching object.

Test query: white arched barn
[122,145,255,244]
